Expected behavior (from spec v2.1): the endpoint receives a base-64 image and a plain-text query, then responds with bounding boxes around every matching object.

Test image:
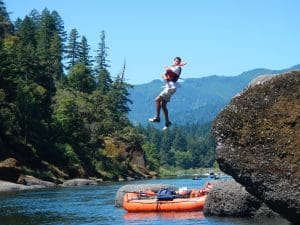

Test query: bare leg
[155,96,162,118]
[161,100,170,124]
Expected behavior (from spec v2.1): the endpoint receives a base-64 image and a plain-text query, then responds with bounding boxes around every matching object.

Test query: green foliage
[0,3,220,181]
[55,143,81,166]
[142,142,160,171]
[79,35,93,68]
[67,62,96,93]
[66,28,80,69]
[0,89,20,139]
[0,0,13,40]
[138,122,216,171]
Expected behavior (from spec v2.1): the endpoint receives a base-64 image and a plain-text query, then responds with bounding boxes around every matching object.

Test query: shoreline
[0,178,99,193]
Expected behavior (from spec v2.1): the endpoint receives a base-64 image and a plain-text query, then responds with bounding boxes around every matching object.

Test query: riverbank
[0,177,99,193]
[0,167,226,194]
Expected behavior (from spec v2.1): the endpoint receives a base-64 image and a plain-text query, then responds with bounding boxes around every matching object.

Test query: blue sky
[5,0,300,84]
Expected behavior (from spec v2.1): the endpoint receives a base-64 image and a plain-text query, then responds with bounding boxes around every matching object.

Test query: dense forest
[137,123,215,172]
[0,1,215,181]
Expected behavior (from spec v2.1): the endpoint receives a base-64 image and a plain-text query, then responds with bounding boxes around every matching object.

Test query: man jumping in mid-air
[149,57,187,130]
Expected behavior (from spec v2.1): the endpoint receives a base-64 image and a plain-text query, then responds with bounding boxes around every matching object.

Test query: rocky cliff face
[212,72,300,223]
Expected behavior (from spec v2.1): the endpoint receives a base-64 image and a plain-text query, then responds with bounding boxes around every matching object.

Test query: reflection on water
[0,177,291,225]
[124,211,205,220]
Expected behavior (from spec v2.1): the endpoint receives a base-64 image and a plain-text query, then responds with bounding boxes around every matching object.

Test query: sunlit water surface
[0,177,290,225]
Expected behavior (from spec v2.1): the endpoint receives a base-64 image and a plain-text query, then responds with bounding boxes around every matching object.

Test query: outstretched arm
[179,61,187,66]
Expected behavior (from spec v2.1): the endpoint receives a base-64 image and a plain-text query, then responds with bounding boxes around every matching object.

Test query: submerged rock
[212,72,300,223]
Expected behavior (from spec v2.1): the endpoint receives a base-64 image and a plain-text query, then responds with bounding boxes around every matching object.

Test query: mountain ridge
[128,64,300,126]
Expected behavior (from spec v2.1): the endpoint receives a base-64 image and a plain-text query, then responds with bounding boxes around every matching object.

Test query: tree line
[137,123,215,172]
[0,1,215,180]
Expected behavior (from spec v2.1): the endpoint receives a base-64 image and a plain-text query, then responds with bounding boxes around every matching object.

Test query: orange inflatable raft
[123,191,207,212]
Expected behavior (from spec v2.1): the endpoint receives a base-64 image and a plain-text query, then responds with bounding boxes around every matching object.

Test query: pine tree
[172,127,187,151]
[35,9,58,123]
[67,62,96,93]
[15,16,39,81]
[95,30,112,93]
[28,9,41,30]
[79,35,93,68]
[0,0,13,40]
[14,18,22,33]
[51,10,67,47]
[50,32,64,81]
[105,61,132,130]
[95,30,109,71]
[65,28,80,69]
[111,60,132,115]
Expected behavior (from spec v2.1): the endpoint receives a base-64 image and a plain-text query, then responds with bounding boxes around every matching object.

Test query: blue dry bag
[156,189,176,200]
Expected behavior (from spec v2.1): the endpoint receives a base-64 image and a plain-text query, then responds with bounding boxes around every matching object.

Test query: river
[0,177,290,225]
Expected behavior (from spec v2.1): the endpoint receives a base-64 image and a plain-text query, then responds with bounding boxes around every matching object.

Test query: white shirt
[171,65,181,75]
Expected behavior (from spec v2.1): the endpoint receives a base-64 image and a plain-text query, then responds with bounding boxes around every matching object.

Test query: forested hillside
[0,1,147,181]
[129,65,300,126]
[0,1,219,182]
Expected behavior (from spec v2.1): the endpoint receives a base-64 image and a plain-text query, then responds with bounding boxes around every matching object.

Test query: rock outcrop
[212,72,300,223]
[0,158,21,183]
[204,179,278,217]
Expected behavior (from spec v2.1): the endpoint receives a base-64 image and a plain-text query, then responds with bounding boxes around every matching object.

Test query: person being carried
[149,57,187,130]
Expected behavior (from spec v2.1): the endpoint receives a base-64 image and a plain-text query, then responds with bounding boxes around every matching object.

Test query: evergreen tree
[67,62,96,93]
[28,9,41,30]
[34,8,58,127]
[15,16,39,83]
[95,30,109,71]
[51,10,67,47]
[65,28,80,69]
[79,35,93,68]
[172,127,187,151]
[0,0,13,40]
[14,18,22,33]
[95,30,112,93]
[111,61,132,115]
[105,61,132,131]
[159,131,175,166]
[50,32,64,81]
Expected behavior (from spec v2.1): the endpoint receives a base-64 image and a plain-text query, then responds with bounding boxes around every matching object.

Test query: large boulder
[204,179,278,217]
[0,158,21,182]
[212,72,300,223]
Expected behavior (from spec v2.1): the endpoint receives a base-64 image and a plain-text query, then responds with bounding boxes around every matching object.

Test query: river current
[0,177,290,225]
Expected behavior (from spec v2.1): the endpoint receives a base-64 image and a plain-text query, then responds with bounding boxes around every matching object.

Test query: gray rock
[0,180,45,192]
[17,175,56,187]
[204,179,278,217]
[0,158,21,183]
[212,72,300,223]
[61,178,98,187]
